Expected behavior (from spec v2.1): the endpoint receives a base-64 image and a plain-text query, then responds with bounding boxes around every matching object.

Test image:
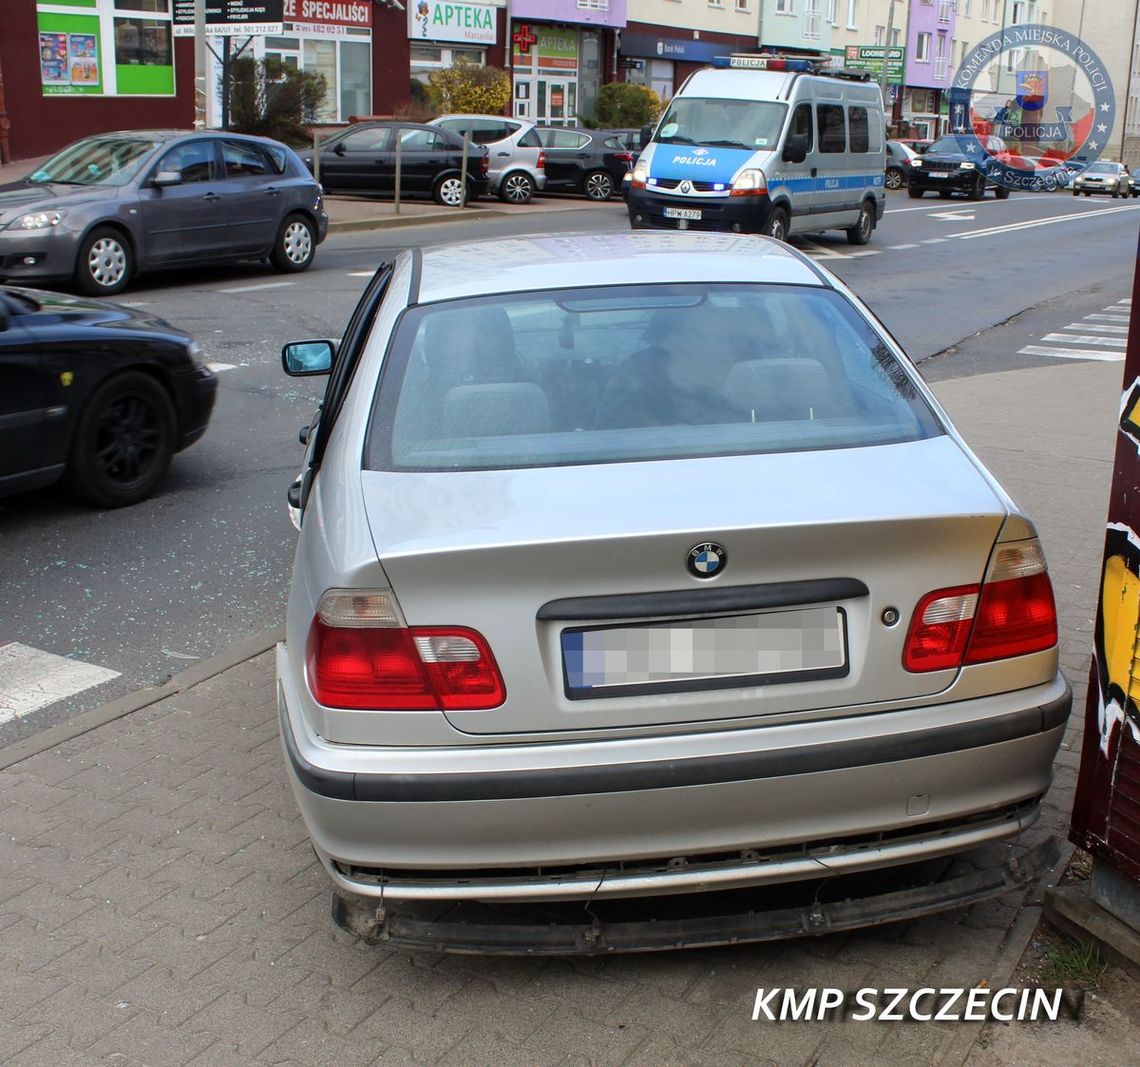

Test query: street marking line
[931,210,976,221]
[205,362,239,373]
[1019,345,1125,361]
[1041,333,1127,347]
[952,203,1140,240]
[1065,323,1128,333]
[798,239,841,259]
[0,642,120,724]
[347,270,375,277]
[921,238,948,244]
[1105,304,1133,312]
[1087,313,1131,322]
[888,243,919,249]
[216,281,296,294]
[842,249,883,258]
[120,300,151,307]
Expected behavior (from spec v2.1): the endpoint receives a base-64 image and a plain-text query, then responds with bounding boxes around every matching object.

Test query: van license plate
[664,207,702,220]
[561,607,847,696]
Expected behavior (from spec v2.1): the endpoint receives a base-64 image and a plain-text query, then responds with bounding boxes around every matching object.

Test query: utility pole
[194,0,207,129]
[879,0,898,135]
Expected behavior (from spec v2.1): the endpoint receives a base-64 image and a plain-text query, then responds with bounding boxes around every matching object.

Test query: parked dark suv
[302,122,489,205]
[535,127,636,201]
[907,134,1012,200]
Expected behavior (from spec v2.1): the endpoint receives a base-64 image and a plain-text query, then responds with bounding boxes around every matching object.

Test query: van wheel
[994,185,1011,200]
[908,186,924,199]
[846,201,874,245]
[967,175,986,200]
[762,206,789,242]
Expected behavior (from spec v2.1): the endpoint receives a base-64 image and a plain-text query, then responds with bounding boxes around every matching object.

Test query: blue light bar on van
[713,55,818,72]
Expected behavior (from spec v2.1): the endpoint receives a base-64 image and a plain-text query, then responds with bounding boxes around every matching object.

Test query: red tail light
[305,591,505,710]
[903,540,1057,673]
[536,150,546,172]
[615,151,634,165]
[480,154,489,175]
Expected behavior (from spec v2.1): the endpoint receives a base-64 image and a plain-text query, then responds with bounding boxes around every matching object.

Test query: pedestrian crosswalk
[0,642,119,725]
[1018,298,1132,362]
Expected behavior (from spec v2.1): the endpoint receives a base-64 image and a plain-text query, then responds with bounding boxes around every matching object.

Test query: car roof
[415,232,825,304]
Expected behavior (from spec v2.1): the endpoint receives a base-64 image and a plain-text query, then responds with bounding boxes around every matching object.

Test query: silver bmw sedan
[277,232,1069,952]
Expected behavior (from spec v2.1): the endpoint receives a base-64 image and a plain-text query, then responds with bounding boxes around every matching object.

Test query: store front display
[37,0,175,97]
[407,0,497,88]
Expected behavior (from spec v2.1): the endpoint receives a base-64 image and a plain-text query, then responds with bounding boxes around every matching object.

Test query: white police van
[628,56,886,244]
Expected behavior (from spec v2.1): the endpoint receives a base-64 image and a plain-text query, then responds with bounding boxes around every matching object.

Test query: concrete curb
[327,206,506,233]
[0,626,283,773]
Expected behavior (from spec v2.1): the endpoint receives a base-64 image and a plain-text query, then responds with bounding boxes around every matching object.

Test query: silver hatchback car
[429,114,546,203]
[278,233,1068,952]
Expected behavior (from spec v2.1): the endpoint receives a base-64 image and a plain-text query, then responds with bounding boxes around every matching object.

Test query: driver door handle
[264,186,281,197]
[810,167,818,177]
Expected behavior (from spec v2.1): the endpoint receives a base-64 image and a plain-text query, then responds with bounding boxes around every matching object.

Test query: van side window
[817,104,846,153]
[791,103,813,152]
[848,107,870,152]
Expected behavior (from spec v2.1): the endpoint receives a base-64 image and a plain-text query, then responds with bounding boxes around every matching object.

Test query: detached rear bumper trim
[279,680,1071,803]
[331,835,1061,952]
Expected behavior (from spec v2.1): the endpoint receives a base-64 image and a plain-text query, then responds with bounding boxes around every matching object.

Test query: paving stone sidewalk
[0,358,1124,1066]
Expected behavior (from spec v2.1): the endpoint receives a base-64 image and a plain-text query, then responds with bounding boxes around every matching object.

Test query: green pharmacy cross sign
[843,46,906,84]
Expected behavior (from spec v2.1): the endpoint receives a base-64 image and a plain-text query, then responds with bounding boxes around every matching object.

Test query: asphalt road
[2,187,1138,743]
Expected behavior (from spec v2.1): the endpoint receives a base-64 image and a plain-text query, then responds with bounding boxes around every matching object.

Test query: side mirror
[333,143,348,156]
[782,135,808,164]
[282,339,336,376]
[152,170,183,187]
[639,124,653,150]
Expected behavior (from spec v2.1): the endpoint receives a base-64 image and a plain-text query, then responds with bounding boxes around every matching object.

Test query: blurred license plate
[928,171,947,178]
[664,207,702,220]
[562,608,846,696]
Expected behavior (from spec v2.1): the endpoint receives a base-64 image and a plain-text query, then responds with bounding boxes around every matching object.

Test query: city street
[1,188,1137,743]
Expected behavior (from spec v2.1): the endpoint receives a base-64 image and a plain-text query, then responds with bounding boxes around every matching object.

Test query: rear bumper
[277,650,1071,902]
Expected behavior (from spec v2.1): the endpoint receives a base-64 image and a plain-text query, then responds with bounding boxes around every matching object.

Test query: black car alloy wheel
[583,170,614,200]
[885,167,904,190]
[66,371,176,507]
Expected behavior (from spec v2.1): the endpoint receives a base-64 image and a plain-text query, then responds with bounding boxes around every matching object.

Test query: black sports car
[0,285,216,507]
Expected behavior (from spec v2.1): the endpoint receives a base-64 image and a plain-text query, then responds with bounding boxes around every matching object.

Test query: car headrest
[722,358,839,421]
[440,383,551,438]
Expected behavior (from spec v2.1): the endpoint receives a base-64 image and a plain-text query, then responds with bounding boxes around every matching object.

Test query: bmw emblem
[679,179,693,194]
[687,542,726,579]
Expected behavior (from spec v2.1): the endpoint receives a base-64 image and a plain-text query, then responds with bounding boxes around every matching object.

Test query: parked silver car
[278,233,1068,952]
[429,114,546,203]
[0,130,328,295]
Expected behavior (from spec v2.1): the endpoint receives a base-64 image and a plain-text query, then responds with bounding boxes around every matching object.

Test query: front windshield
[28,136,157,187]
[927,136,965,155]
[1087,162,1119,173]
[654,98,787,151]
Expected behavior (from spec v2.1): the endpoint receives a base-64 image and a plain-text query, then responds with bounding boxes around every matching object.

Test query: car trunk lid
[361,436,1007,737]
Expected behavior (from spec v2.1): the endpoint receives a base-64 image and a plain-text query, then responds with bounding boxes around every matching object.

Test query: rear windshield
[366,284,942,473]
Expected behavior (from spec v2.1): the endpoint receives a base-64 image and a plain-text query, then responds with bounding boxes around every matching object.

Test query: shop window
[303,39,338,122]
[817,103,846,152]
[114,18,172,66]
[340,40,371,120]
[115,0,170,10]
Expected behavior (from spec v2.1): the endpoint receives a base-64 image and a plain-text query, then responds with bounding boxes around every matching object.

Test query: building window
[804,0,821,38]
[776,0,794,11]
[828,0,837,23]
[916,32,931,62]
[938,0,952,22]
[736,0,750,9]
[890,27,900,46]
[934,33,949,78]
[874,25,884,45]
[577,0,609,8]
[846,0,857,30]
